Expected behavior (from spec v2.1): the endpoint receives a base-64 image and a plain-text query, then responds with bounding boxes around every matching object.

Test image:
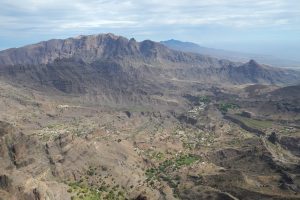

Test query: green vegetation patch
[145,154,200,198]
[175,154,199,166]
[68,181,126,200]
[183,94,211,105]
[218,102,239,113]
[198,96,211,104]
[146,154,200,181]
[68,182,101,200]
[234,115,273,129]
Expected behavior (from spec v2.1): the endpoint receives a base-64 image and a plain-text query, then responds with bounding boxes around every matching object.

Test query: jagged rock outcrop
[0,33,299,99]
[0,33,217,66]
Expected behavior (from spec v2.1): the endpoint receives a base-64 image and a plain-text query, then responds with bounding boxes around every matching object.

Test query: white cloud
[0,0,299,32]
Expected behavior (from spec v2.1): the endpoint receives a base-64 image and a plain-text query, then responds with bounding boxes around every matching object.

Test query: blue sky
[0,0,299,61]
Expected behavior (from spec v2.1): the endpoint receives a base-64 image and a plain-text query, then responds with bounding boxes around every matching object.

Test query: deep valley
[0,33,299,200]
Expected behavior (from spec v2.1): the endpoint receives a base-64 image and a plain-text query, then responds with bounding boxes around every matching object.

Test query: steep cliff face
[0,34,134,65]
[0,33,230,70]
[0,33,299,97]
[0,34,201,66]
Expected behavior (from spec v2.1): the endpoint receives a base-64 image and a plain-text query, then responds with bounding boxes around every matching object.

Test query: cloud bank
[1,0,299,32]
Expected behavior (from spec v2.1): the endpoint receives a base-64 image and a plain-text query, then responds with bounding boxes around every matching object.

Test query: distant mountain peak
[106,32,119,38]
[248,59,260,66]
[161,39,200,48]
[0,33,299,92]
[161,39,300,69]
[71,33,121,41]
[0,33,171,66]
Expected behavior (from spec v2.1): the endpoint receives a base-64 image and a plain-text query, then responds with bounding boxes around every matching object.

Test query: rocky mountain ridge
[0,33,299,101]
[0,33,221,66]
[0,33,300,200]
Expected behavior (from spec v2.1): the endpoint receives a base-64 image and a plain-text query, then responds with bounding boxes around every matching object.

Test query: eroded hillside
[0,34,299,200]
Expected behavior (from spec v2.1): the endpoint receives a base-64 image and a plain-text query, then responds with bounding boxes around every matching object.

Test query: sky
[0,0,299,61]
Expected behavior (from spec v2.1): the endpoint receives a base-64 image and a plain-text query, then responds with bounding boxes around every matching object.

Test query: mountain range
[161,39,300,69]
[0,33,300,200]
[0,33,299,98]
